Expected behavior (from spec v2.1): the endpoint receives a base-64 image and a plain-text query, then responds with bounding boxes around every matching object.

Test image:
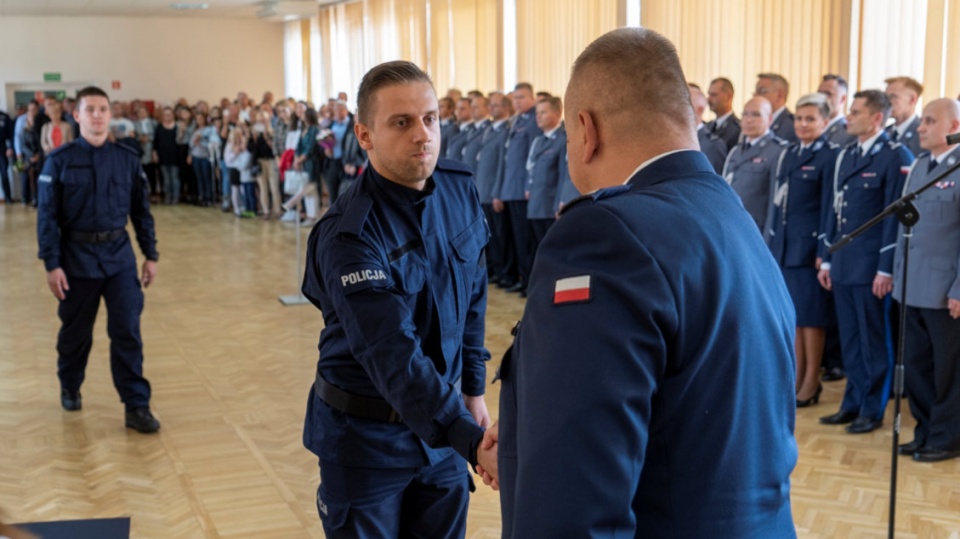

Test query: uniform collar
[714,111,734,127]
[541,122,562,139]
[368,163,436,206]
[895,114,918,137]
[858,129,885,155]
[826,115,846,129]
[491,118,508,130]
[622,149,702,186]
[77,136,108,151]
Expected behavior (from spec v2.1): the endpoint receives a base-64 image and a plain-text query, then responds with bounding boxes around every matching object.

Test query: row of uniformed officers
[441,72,960,462]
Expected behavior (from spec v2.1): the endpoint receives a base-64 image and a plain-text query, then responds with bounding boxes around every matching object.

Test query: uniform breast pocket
[110,175,132,217]
[61,165,94,208]
[858,176,882,190]
[388,251,427,296]
[450,216,488,320]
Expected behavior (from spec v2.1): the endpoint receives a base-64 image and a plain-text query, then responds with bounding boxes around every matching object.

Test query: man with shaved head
[484,27,798,538]
[722,96,788,231]
[893,98,960,462]
[689,83,728,173]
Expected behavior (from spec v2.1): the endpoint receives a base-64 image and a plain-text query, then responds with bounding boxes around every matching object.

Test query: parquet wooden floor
[1,202,958,538]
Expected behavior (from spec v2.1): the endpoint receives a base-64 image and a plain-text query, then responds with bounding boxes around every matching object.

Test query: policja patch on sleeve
[338,263,391,295]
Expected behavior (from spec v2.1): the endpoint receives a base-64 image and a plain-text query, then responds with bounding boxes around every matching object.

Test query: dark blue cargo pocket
[316,487,350,530]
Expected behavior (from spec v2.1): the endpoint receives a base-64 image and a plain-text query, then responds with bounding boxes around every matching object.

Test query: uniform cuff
[44,258,61,272]
[447,416,484,467]
[820,262,831,271]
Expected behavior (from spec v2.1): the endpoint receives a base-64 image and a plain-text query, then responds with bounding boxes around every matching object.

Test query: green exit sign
[43,72,61,82]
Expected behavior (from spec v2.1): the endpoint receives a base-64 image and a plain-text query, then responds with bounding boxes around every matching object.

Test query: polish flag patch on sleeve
[554,275,591,304]
[900,166,911,175]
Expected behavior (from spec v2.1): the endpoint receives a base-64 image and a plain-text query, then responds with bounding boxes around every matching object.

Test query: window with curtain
[284,20,305,100]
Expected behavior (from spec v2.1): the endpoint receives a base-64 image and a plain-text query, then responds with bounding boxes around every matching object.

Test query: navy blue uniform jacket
[498,150,798,538]
[820,134,913,284]
[766,137,839,267]
[37,138,158,278]
[301,159,491,468]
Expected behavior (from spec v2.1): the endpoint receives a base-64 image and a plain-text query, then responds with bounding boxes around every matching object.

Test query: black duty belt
[65,229,126,244]
[314,371,403,423]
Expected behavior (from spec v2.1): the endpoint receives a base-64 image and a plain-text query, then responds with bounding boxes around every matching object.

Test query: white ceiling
[0,0,343,20]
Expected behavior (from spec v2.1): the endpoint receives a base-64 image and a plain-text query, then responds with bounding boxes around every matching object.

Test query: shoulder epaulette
[558,194,592,216]
[887,140,904,150]
[115,141,141,158]
[434,158,473,176]
[46,140,78,159]
[336,194,374,237]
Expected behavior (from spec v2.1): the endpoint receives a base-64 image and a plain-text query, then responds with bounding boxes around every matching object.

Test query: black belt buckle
[94,230,113,242]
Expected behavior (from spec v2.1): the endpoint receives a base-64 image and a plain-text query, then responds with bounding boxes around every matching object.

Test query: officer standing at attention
[689,83,729,174]
[884,76,923,157]
[438,96,458,159]
[492,83,542,294]
[765,93,840,408]
[523,95,566,280]
[443,97,474,163]
[459,95,490,167]
[36,86,160,434]
[756,73,798,143]
[471,92,512,288]
[705,77,741,149]
[819,74,858,147]
[478,27,798,538]
[722,96,788,231]
[893,98,960,463]
[300,61,496,538]
[817,89,913,434]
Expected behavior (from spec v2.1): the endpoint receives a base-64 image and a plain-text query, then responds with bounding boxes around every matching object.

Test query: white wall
[0,16,285,111]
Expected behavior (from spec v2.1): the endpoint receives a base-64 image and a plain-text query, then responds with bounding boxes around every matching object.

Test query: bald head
[918,98,960,155]
[741,97,772,139]
[564,28,697,193]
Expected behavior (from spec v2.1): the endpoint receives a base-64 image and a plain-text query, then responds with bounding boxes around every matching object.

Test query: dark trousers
[822,292,844,372]
[527,218,554,274]
[324,158,343,206]
[482,203,508,279]
[57,268,151,408]
[316,453,469,539]
[191,157,214,204]
[505,200,530,286]
[0,154,11,202]
[834,284,892,420]
[493,203,518,285]
[903,305,960,449]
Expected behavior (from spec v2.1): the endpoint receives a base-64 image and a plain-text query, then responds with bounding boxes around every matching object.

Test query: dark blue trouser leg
[316,453,469,539]
[102,269,150,408]
[835,284,889,420]
[57,276,103,392]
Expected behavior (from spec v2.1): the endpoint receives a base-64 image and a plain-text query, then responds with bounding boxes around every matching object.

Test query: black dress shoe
[496,279,516,289]
[819,410,858,425]
[845,417,882,434]
[505,282,525,293]
[61,389,82,411]
[898,439,925,455]
[822,367,846,382]
[125,407,161,434]
[913,446,960,463]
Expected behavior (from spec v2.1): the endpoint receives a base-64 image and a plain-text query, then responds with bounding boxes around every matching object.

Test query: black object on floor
[14,517,130,539]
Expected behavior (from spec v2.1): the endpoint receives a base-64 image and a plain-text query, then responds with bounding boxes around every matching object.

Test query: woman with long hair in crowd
[190,112,218,207]
[252,109,281,218]
[282,106,320,225]
[153,107,180,205]
[40,98,74,156]
[134,105,159,201]
[224,124,255,218]
[176,105,197,203]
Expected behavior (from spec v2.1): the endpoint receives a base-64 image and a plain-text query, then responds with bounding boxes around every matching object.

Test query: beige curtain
[429,0,502,95]
[924,0,960,100]
[515,0,618,97]
[643,0,852,118]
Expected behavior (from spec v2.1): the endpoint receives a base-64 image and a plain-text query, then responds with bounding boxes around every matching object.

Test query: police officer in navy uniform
[884,76,923,157]
[756,73,798,144]
[765,93,840,407]
[819,74,858,147]
[471,93,512,287]
[459,95,490,167]
[722,96,788,231]
[524,96,566,281]
[893,98,960,462]
[438,96,458,159]
[36,86,160,434]
[705,77,742,149]
[690,83,728,174]
[300,61,495,538]
[818,89,913,434]
[478,28,798,538]
[492,83,542,294]
[0,107,14,202]
[443,97,473,163]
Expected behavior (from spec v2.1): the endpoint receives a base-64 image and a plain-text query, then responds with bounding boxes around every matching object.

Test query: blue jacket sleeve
[460,217,491,397]
[879,147,913,275]
[509,203,678,537]
[819,150,844,263]
[129,163,159,261]
[319,233,484,463]
[36,157,62,271]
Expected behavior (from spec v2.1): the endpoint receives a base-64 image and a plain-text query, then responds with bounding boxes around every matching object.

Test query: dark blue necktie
[928,159,938,174]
